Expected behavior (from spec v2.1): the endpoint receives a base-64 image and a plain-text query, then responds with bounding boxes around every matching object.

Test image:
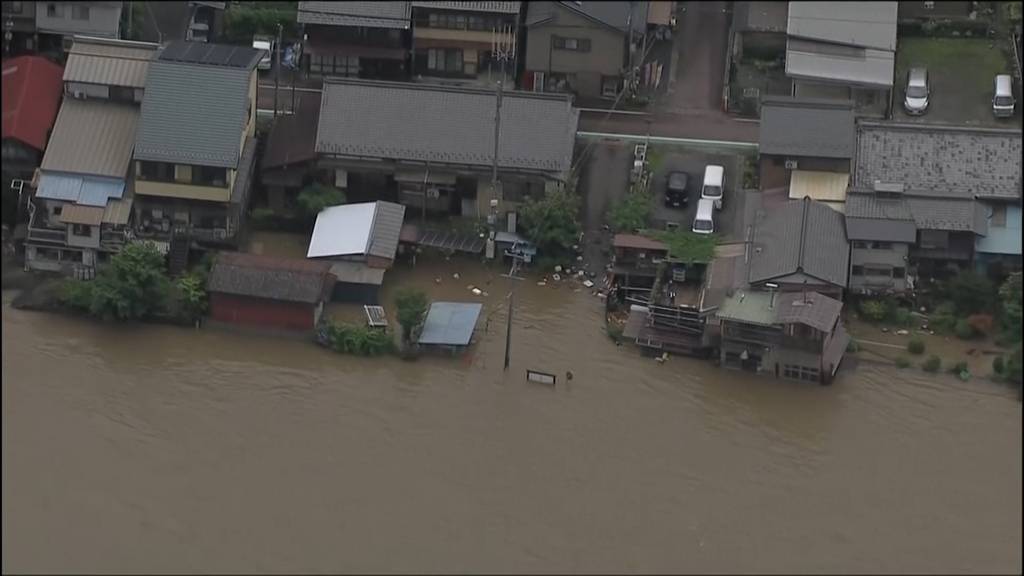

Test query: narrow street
[578,140,632,276]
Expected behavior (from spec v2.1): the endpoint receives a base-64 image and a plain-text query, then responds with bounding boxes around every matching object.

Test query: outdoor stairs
[168,231,190,276]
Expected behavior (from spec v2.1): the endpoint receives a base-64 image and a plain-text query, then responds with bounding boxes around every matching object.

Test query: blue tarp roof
[35,172,125,206]
[418,302,483,346]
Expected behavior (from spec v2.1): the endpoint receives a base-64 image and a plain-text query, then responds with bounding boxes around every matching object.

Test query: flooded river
[3,254,1021,573]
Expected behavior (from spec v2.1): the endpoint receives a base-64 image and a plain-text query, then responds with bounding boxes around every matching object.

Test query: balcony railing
[26,226,67,245]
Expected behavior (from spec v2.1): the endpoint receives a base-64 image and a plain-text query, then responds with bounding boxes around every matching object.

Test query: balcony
[26,226,67,246]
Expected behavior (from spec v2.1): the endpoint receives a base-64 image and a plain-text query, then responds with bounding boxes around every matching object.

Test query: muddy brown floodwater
[3,253,1022,574]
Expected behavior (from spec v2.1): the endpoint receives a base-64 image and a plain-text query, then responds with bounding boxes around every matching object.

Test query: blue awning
[36,172,125,206]
[418,302,484,347]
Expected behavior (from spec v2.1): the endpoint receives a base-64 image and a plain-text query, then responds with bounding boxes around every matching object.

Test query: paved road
[578,140,632,275]
[578,109,759,143]
[662,0,730,112]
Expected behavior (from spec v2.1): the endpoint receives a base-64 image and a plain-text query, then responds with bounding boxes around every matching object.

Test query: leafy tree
[608,190,651,232]
[859,299,887,323]
[998,272,1022,344]
[296,183,346,223]
[519,187,581,257]
[323,321,394,356]
[945,270,995,315]
[88,242,172,321]
[394,288,429,345]
[177,272,208,322]
[895,356,911,368]
[223,6,298,43]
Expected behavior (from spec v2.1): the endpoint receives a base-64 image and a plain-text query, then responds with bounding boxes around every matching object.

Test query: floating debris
[552,273,561,281]
[537,281,547,287]
[583,280,594,288]
[453,272,460,279]
[472,288,482,296]
[554,265,563,273]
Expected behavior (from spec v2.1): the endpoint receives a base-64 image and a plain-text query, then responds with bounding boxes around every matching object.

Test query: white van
[993,74,1015,118]
[692,198,715,235]
[701,164,724,210]
[253,38,273,71]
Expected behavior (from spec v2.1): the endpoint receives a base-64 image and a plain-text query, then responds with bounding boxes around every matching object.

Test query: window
[72,224,91,236]
[109,85,134,103]
[553,36,591,52]
[601,76,620,98]
[194,166,227,187]
[10,2,23,13]
[863,266,892,277]
[783,364,820,382]
[893,267,906,278]
[174,165,193,184]
[991,204,1007,227]
[427,48,463,73]
[919,229,949,249]
[46,3,57,17]
[874,241,892,250]
[72,4,89,19]
[139,161,171,181]
[852,265,864,276]
[853,241,869,249]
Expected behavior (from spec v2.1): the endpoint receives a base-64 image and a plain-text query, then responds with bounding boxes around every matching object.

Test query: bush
[946,270,994,315]
[922,355,942,373]
[993,355,1006,375]
[966,313,993,337]
[1006,346,1023,386]
[907,337,925,355]
[890,306,913,327]
[948,360,969,374]
[895,356,912,368]
[176,272,208,322]
[296,183,346,223]
[998,272,1022,345]
[846,339,859,353]
[929,301,957,334]
[88,242,172,321]
[608,190,652,232]
[224,6,298,43]
[59,279,95,311]
[394,288,429,345]
[607,323,623,343]
[520,187,581,258]
[859,299,887,323]
[954,318,977,340]
[322,322,394,356]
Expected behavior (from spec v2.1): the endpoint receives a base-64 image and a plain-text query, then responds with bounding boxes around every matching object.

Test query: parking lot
[647,145,752,242]
[892,37,1022,127]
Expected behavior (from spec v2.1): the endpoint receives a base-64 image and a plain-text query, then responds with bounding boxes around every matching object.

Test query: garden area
[847,270,1022,388]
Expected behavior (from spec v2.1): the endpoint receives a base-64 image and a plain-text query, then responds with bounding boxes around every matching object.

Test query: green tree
[177,272,208,322]
[998,272,1022,344]
[394,288,429,345]
[519,187,581,257]
[88,242,172,321]
[296,183,346,223]
[607,190,651,232]
[945,270,995,315]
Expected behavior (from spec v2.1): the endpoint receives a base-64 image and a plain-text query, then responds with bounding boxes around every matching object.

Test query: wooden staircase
[168,228,190,276]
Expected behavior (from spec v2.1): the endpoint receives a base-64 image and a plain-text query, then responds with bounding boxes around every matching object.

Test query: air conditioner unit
[784,159,798,170]
[426,188,441,199]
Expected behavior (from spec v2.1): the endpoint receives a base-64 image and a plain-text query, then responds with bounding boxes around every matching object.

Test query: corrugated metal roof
[749,197,849,287]
[789,170,850,203]
[2,56,64,152]
[418,302,483,346]
[64,37,159,88]
[411,1,521,13]
[297,1,411,28]
[787,1,897,51]
[210,252,334,304]
[134,58,252,168]
[41,99,139,177]
[59,204,105,226]
[102,198,133,225]
[760,97,855,159]
[736,1,787,32]
[317,78,578,175]
[35,172,125,205]
[368,201,406,260]
[717,290,777,326]
[785,38,895,88]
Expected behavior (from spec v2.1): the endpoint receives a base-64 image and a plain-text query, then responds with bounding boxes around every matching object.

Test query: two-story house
[523,1,647,102]
[410,1,521,87]
[758,96,854,206]
[1,55,63,209]
[844,185,917,296]
[849,122,1022,283]
[35,1,122,54]
[25,36,158,274]
[717,288,849,385]
[2,1,37,55]
[132,41,261,272]
[297,1,411,80]
[785,1,897,117]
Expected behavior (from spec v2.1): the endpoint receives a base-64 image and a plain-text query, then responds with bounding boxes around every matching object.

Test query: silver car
[904,67,929,115]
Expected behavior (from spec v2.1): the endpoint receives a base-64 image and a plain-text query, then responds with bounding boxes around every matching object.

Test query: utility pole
[504,291,513,370]
[489,23,515,236]
[273,22,282,118]
[421,162,429,227]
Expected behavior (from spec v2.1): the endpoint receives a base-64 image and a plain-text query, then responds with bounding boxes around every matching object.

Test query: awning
[36,172,125,205]
[789,170,849,203]
[59,204,104,226]
[329,261,386,286]
[394,170,457,186]
[102,198,133,225]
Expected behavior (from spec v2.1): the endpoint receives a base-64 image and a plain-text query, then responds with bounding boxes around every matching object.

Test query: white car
[253,39,272,71]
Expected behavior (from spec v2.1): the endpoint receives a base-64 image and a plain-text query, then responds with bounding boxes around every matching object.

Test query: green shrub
[88,242,172,321]
[395,288,429,345]
[607,323,623,343]
[323,322,394,356]
[922,355,942,373]
[949,360,969,374]
[993,355,1006,375]
[890,306,913,327]
[929,302,957,334]
[895,356,911,368]
[297,183,346,223]
[954,318,977,340]
[859,299,887,323]
[1006,346,1023,386]
[608,190,652,233]
[946,270,995,315]
[59,279,95,311]
[907,337,925,355]
[176,272,208,322]
[846,339,859,353]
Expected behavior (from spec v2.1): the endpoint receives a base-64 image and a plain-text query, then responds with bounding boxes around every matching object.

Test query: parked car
[665,171,690,208]
[253,38,273,71]
[692,198,715,235]
[903,67,929,115]
[701,165,724,210]
[993,74,1016,118]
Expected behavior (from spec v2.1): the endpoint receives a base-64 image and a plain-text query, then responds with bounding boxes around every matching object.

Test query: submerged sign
[526,370,556,386]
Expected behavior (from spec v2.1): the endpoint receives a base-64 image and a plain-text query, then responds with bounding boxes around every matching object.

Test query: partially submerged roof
[328,261,386,286]
[526,1,647,35]
[749,197,849,287]
[41,99,139,177]
[208,252,334,304]
[297,1,412,29]
[418,302,484,346]
[411,1,521,13]
[2,56,64,152]
[854,123,1022,200]
[785,37,895,88]
[613,234,668,251]
[736,1,788,32]
[316,78,578,175]
[64,36,159,88]
[759,97,855,158]
[135,42,260,168]
[718,289,843,332]
[787,1,898,51]
[717,290,777,326]
[307,201,407,260]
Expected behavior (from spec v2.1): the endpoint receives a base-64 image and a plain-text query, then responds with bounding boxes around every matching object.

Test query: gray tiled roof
[209,252,333,304]
[411,1,521,13]
[316,78,578,175]
[526,1,646,35]
[759,97,855,158]
[845,192,917,241]
[774,291,843,332]
[854,123,1023,200]
[906,197,988,233]
[749,197,850,287]
[134,52,254,168]
[787,1,898,51]
[297,1,411,28]
[368,201,407,260]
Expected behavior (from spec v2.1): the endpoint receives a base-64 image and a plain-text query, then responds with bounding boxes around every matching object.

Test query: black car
[665,171,690,207]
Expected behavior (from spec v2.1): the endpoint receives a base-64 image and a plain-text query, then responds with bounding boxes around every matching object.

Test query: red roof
[613,233,668,251]
[2,56,64,152]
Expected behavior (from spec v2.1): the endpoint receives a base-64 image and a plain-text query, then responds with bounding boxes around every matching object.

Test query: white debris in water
[554,265,562,273]
[537,281,546,286]
[472,288,482,296]
[453,273,460,279]
[583,280,594,288]
[552,273,561,281]
[896,329,909,336]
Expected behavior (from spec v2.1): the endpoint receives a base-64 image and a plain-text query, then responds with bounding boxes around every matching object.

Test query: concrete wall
[976,203,1022,256]
[36,1,120,38]
[849,241,909,293]
[66,223,100,249]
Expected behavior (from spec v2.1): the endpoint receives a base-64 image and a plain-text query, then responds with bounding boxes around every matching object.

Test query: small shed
[417,302,484,352]
[208,252,336,332]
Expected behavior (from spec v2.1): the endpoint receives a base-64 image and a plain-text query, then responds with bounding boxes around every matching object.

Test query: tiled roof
[41,99,139,178]
[411,1,520,13]
[64,36,159,88]
[749,197,850,287]
[526,1,647,35]
[1,56,64,152]
[854,123,1022,200]
[906,197,988,233]
[774,291,843,332]
[208,252,334,304]
[316,78,578,175]
[297,1,411,28]
[759,97,855,159]
[844,193,917,241]
[261,92,320,171]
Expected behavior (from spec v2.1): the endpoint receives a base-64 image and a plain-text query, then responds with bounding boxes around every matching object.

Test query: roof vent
[873,181,904,197]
